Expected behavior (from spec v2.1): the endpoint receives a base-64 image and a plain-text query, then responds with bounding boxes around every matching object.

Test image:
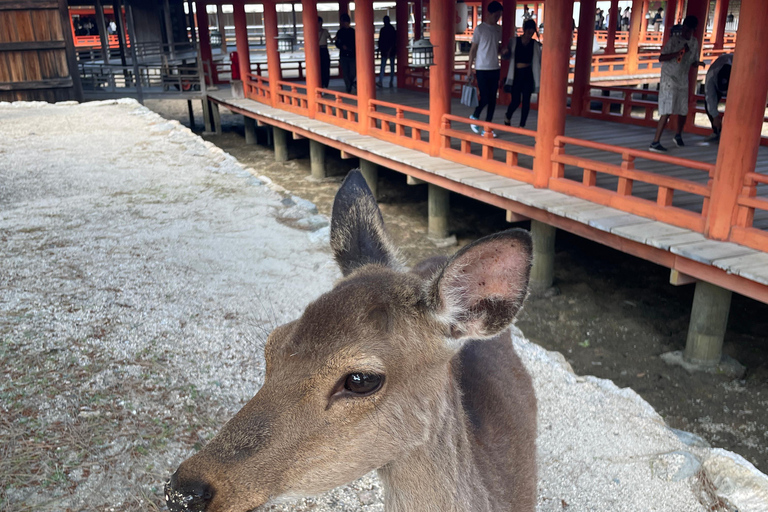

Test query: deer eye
[344,373,383,396]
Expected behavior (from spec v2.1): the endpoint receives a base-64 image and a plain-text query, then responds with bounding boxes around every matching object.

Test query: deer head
[166,170,533,512]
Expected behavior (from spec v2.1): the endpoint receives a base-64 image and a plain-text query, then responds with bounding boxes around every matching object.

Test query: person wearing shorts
[704,53,733,142]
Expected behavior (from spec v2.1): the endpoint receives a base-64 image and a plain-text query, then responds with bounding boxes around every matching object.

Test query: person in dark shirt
[335,14,356,93]
[377,16,396,88]
[502,19,542,128]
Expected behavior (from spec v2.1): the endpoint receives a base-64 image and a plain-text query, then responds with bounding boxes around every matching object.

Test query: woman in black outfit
[502,19,542,128]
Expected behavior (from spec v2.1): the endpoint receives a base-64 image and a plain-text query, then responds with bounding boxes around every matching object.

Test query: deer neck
[377,374,491,512]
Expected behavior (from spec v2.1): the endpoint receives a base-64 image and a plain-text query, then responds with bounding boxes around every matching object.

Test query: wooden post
[355,0,376,134]
[571,0,596,116]
[162,0,176,59]
[197,2,217,86]
[339,0,349,18]
[684,281,732,366]
[500,0,516,102]
[125,1,143,104]
[712,0,730,50]
[414,0,423,40]
[684,0,709,129]
[626,0,644,74]
[202,99,212,132]
[112,0,128,68]
[705,0,768,241]
[530,220,556,292]
[396,0,409,87]
[605,0,619,54]
[360,160,379,199]
[675,0,685,25]
[263,0,281,106]
[233,0,250,91]
[310,140,326,179]
[662,0,677,46]
[273,127,289,162]
[211,102,222,135]
[187,100,195,130]
[302,0,321,117]
[244,116,257,144]
[94,0,111,63]
[532,0,573,188]
[429,0,455,156]
[428,184,450,239]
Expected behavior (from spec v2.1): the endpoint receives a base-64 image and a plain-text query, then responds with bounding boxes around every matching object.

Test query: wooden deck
[207,86,768,304]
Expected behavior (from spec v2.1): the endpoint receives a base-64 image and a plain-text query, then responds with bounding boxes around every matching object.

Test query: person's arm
[468,42,478,79]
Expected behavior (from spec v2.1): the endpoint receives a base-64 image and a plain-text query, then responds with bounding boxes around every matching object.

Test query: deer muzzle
[165,470,215,512]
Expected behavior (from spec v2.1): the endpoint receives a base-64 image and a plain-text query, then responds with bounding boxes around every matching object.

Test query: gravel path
[1,100,766,512]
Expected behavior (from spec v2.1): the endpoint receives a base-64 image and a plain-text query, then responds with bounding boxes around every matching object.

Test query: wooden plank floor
[207,88,768,295]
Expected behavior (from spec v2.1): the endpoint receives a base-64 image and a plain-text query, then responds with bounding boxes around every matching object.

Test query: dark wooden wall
[0,0,82,102]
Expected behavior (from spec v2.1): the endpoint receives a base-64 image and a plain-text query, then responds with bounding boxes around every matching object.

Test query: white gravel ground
[1,99,767,512]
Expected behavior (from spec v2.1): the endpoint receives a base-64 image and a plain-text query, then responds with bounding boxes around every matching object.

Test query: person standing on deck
[649,16,703,153]
[703,53,733,142]
[502,19,541,128]
[336,14,356,94]
[467,0,503,137]
[318,17,332,89]
[377,16,396,88]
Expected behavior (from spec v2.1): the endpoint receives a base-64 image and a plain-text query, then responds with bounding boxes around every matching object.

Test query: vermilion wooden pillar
[396,0,409,86]
[301,0,320,117]
[500,0,516,101]
[605,0,619,54]
[263,0,281,106]
[662,0,677,46]
[685,0,709,126]
[626,0,643,74]
[339,0,349,17]
[712,0,730,49]
[414,0,423,39]
[675,0,685,25]
[197,2,217,85]
[533,0,574,188]
[706,0,768,240]
[355,0,375,133]
[571,0,596,116]
[233,1,250,89]
[429,0,455,156]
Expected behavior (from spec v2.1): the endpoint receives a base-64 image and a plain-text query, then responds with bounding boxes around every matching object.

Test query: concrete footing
[428,183,450,239]
[273,127,289,162]
[244,117,257,145]
[310,140,326,179]
[360,159,378,199]
[684,281,733,366]
[530,220,556,293]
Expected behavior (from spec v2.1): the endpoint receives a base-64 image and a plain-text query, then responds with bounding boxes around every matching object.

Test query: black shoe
[649,141,667,153]
[673,134,685,147]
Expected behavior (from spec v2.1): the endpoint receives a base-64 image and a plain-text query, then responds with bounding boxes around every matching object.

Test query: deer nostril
[165,473,214,512]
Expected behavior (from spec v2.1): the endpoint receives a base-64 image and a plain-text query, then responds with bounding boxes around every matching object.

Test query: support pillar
[685,0,709,129]
[571,0,596,116]
[662,0,678,46]
[187,100,195,130]
[211,102,222,135]
[414,0,423,40]
[244,116,257,144]
[532,0,573,188]
[163,0,176,59]
[626,0,644,74]
[301,0,321,117]
[684,281,732,365]
[705,0,768,240]
[605,0,619,54]
[355,0,376,134]
[202,99,212,132]
[273,127,289,162]
[429,0,455,156]
[94,0,111,62]
[360,160,379,199]
[500,0,516,101]
[428,184,449,239]
[396,0,409,87]
[310,140,326,179]
[233,0,251,91]
[197,3,217,85]
[339,0,349,18]
[530,220,555,292]
[712,0,730,50]
[263,0,281,106]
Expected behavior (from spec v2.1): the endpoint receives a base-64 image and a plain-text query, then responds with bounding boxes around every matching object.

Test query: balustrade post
[355,0,376,134]
[263,0,281,106]
[705,0,768,241]
[429,0,455,157]
[301,0,321,117]
[572,0,596,117]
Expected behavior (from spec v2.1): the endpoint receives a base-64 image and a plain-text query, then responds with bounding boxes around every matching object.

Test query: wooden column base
[273,127,289,162]
[428,183,450,239]
[310,140,326,179]
[530,220,556,292]
[684,281,732,366]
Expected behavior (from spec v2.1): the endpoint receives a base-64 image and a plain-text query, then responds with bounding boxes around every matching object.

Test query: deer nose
[165,471,214,512]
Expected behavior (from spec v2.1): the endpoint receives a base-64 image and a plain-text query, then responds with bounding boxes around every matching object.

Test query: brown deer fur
[166,170,537,512]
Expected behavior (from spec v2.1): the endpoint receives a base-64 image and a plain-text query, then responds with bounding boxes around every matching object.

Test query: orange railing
[549,136,714,232]
[315,88,359,130]
[439,115,536,183]
[368,100,431,153]
[731,173,768,252]
[275,81,309,115]
[245,73,270,104]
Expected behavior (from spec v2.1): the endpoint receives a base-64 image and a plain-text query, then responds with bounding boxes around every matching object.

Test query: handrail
[368,99,431,152]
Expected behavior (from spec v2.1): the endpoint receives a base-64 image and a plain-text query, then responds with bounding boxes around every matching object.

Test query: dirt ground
[146,100,768,474]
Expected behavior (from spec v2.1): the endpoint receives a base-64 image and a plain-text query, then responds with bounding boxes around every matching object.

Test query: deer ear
[331,170,402,276]
[429,229,532,341]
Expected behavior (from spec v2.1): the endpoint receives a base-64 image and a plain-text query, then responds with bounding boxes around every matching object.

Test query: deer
[165,170,538,512]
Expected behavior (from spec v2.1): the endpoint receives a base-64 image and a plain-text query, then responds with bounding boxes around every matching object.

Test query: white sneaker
[469,115,481,134]
[482,129,498,138]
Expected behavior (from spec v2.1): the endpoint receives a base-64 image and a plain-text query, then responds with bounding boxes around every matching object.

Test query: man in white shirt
[467,1,503,136]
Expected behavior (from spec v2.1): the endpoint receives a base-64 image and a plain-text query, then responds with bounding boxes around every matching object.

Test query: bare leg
[653,114,670,143]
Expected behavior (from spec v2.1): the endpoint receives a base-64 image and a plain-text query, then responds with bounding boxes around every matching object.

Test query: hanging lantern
[277,33,293,53]
[455,1,468,34]
[409,38,434,67]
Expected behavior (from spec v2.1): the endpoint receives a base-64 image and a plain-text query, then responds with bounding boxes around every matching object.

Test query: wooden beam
[0,1,57,9]
[0,41,66,52]
[292,132,305,140]
[670,269,697,286]
[407,175,425,185]
[506,210,530,223]
[340,149,355,159]
[0,78,73,91]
